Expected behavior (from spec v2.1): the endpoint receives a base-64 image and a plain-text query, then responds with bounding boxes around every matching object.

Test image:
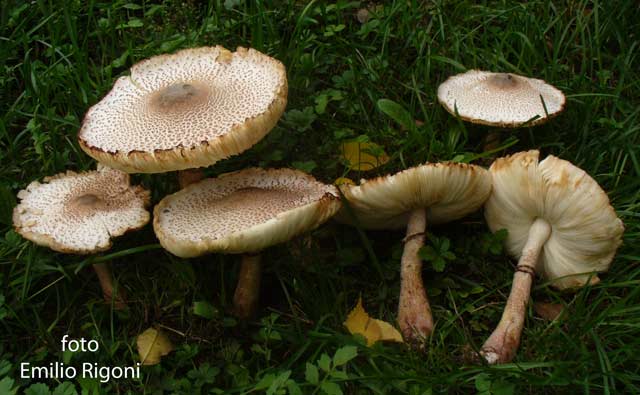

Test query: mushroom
[480,150,624,364]
[437,70,565,151]
[76,46,288,315]
[78,46,287,175]
[12,166,151,309]
[337,162,492,344]
[153,168,341,318]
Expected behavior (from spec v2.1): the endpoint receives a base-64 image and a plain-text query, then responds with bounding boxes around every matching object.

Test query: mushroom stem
[232,254,262,319]
[92,263,126,310]
[397,207,433,344]
[178,169,205,189]
[481,218,551,364]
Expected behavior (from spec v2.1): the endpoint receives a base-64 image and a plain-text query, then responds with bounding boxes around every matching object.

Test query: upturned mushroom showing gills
[337,163,492,344]
[480,150,624,364]
[437,70,565,151]
[78,46,287,175]
[12,166,151,309]
[153,168,341,319]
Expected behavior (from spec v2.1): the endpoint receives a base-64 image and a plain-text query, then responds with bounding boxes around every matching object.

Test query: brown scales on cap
[13,166,151,309]
[154,168,341,257]
[13,167,150,254]
[78,46,288,173]
[437,70,565,128]
[153,167,342,319]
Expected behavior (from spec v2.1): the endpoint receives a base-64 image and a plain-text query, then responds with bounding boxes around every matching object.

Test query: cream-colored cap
[485,150,624,289]
[13,167,150,254]
[78,46,288,173]
[437,70,565,127]
[337,162,492,229]
[153,168,341,258]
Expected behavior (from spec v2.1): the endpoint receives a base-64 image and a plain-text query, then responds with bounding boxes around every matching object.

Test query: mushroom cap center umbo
[74,193,101,206]
[67,193,107,214]
[487,73,520,90]
[151,82,209,112]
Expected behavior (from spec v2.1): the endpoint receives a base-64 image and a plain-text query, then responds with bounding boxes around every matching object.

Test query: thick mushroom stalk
[336,162,492,349]
[482,151,624,362]
[92,263,126,310]
[397,208,434,344]
[232,254,262,319]
[481,218,551,364]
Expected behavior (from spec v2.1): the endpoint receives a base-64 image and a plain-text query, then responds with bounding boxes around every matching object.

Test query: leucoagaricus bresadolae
[437,70,565,151]
[12,166,150,309]
[337,162,492,344]
[480,150,624,364]
[76,46,289,314]
[153,168,341,318]
[78,46,288,176]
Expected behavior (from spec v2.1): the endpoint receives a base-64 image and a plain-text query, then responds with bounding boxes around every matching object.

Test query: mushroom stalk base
[92,263,126,310]
[232,254,262,319]
[397,207,433,345]
[481,218,551,364]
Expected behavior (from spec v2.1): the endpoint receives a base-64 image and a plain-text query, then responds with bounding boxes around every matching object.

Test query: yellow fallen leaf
[334,177,355,186]
[136,327,174,365]
[344,297,403,346]
[340,141,389,171]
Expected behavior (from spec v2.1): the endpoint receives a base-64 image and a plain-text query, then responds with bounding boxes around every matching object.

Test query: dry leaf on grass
[340,141,389,171]
[344,297,403,346]
[136,327,174,365]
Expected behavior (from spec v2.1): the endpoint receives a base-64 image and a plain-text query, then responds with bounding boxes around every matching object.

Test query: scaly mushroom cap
[153,168,341,258]
[78,46,288,173]
[13,167,151,254]
[337,162,492,229]
[437,70,565,127]
[485,150,624,289]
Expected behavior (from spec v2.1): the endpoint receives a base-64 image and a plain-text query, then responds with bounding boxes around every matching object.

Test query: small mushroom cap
[336,162,492,229]
[153,168,341,258]
[79,46,287,173]
[485,150,624,289]
[13,167,151,254]
[437,70,565,128]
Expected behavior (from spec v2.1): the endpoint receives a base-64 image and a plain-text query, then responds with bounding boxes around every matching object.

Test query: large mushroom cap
[153,168,341,258]
[485,150,624,289]
[13,167,151,254]
[337,162,492,229]
[437,70,565,128]
[79,46,288,173]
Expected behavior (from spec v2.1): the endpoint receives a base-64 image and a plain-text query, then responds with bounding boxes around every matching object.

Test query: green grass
[1,0,639,393]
